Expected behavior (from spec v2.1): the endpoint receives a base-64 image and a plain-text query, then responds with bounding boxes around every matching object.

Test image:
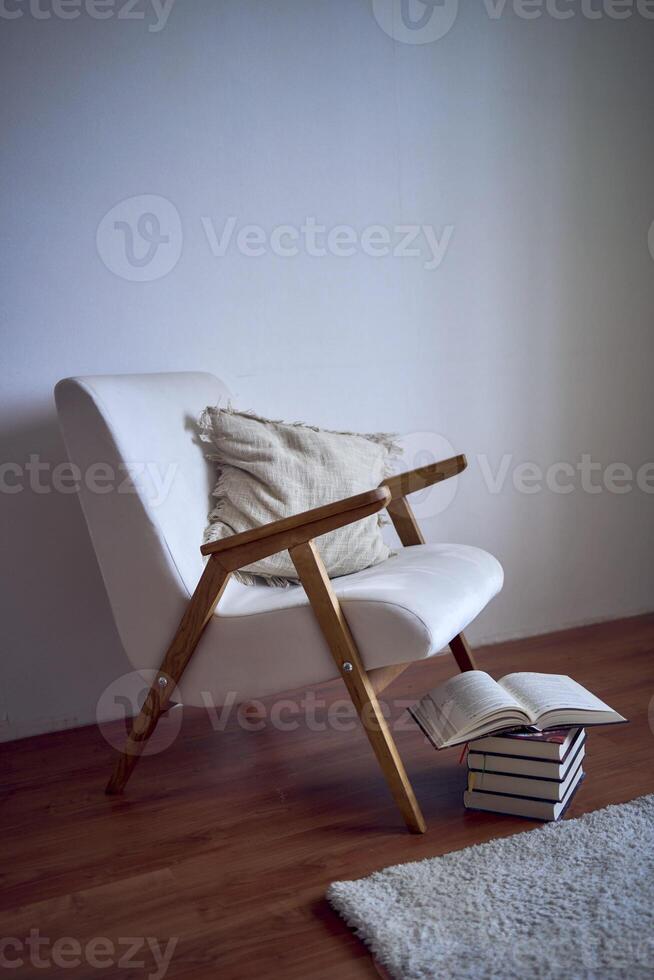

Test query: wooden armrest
[381,454,467,500]
[200,486,391,572]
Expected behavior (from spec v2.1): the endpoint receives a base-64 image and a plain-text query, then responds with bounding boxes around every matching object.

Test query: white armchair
[55,371,503,833]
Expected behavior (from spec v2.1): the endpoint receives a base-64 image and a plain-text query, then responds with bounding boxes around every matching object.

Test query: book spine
[467,735,585,779]
[466,761,584,805]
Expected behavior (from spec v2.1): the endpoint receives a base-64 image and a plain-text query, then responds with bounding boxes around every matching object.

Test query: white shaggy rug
[327,795,654,980]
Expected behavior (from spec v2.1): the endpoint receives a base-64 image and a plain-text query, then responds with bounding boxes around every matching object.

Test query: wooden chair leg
[105,558,231,795]
[385,496,425,547]
[290,540,426,834]
[449,631,477,672]
[386,494,476,675]
[367,662,409,696]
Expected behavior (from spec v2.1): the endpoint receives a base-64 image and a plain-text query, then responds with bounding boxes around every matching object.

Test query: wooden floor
[2,615,653,979]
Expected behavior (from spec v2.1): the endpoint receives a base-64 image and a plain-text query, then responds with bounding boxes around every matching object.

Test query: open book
[409,671,625,749]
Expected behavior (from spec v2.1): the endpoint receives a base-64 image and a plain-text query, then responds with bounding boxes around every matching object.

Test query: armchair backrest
[55,371,230,668]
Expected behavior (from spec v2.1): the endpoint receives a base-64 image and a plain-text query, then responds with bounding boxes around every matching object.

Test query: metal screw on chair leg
[342,662,353,672]
[158,676,168,688]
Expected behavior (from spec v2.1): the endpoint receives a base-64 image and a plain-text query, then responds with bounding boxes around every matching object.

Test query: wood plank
[290,540,426,834]
[385,496,425,546]
[449,631,477,671]
[105,558,231,795]
[367,662,410,695]
[381,454,466,500]
[200,487,390,562]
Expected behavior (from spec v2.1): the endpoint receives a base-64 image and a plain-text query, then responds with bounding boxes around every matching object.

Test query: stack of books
[463,727,586,821]
[408,669,626,821]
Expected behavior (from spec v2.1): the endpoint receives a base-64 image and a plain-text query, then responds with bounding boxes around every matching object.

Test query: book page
[421,671,525,743]
[499,673,616,721]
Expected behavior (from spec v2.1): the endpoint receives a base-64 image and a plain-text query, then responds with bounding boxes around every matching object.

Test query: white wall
[2,0,653,741]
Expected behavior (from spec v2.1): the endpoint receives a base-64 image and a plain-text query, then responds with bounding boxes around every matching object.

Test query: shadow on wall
[0,409,131,742]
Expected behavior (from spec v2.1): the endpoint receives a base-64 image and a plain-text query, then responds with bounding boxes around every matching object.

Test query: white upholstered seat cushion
[175,543,503,705]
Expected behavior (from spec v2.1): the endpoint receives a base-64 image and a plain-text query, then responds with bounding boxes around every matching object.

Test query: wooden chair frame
[106,453,476,833]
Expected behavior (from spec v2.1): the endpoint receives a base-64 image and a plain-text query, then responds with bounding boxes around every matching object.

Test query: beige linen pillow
[198,406,398,586]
